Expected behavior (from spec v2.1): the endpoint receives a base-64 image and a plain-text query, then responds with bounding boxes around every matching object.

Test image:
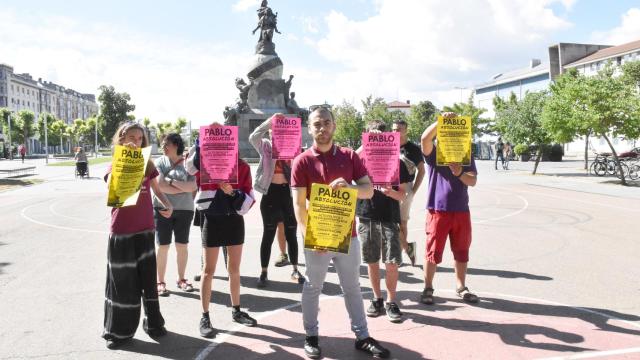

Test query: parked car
[619,147,639,158]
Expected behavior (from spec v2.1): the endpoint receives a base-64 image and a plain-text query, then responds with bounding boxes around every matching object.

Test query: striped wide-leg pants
[102,231,165,340]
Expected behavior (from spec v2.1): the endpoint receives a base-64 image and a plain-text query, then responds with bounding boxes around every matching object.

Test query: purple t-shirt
[424,145,477,212]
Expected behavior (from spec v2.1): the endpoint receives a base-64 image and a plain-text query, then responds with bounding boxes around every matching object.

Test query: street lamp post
[7,112,12,160]
[44,114,49,164]
[94,118,98,158]
[454,86,468,103]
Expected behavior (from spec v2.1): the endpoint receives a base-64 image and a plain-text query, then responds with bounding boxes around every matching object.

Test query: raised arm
[420,121,438,157]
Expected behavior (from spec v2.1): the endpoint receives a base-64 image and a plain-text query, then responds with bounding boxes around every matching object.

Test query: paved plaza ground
[1,156,639,359]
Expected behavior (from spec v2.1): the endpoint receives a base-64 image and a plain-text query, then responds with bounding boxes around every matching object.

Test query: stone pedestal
[237,111,311,160]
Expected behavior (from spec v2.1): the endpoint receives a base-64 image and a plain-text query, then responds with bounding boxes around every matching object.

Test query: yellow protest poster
[304,183,358,254]
[107,145,152,207]
[436,115,472,166]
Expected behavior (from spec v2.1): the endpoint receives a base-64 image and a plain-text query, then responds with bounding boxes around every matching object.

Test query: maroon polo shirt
[291,144,369,237]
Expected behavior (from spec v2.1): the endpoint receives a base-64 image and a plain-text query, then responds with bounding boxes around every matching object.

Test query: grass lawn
[47,157,112,166]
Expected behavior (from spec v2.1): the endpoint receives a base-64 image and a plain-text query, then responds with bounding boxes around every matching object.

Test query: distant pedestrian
[420,112,479,306]
[249,115,304,289]
[185,125,258,338]
[102,121,172,349]
[153,133,197,296]
[392,120,425,266]
[495,137,505,170]
[357,120,410,323]
[18,144,26,163]
[291,106,390,359]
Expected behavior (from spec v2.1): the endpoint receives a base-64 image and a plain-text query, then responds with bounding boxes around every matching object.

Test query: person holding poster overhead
[185,124,258,338]
[291,106,390,359]
[102,121,173,349]
[249,115,305,288]
[420,112,479,306]
[356,120,409,323]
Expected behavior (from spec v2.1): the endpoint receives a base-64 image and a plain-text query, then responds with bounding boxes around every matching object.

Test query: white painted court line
[517,188,640,213]
[194,290,640,360]
[535,347,640,360]
[20,202,108,234]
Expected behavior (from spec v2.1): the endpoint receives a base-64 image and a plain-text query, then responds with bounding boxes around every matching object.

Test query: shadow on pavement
[211,323,427,360]
[477,297,640,336]
[117,330,214,360]
[171,289,300,313]
[437,266,553,281]
[0,262,10,275]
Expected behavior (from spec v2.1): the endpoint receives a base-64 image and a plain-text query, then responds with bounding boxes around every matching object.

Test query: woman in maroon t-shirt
[102,122,173,349]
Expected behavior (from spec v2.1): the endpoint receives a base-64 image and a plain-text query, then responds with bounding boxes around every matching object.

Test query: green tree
[97,85,135,144]
[0,108,13,146]
[622,60,640,86]
[542,69,593,169]
[15,110,37,152]
[362,96,392,126]
[544,64,640,185]
[333,100,364,148]
[406,101,437,141]
[142,117,151,127]
[50,120,67,154]
[37,113,57,152]
[443,94,489,138]
[173,117,188,134]
[495,91,551,174]
[155,121,173,145]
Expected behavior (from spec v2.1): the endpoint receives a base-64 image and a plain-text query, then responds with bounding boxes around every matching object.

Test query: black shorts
[201,213,245,248]
[154,209,194,245]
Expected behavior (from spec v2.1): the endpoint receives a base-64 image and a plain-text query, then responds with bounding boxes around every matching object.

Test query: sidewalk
[478,159,640,199]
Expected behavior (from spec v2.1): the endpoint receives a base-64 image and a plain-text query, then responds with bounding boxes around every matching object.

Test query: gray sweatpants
[302,236,370,339]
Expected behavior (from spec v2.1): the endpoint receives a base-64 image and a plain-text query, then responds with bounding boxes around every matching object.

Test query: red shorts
[425,210,472,264]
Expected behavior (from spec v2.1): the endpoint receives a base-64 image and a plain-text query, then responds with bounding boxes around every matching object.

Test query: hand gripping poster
[272,116,301,160]
[304,183,358,254]
[361,131,400,185]
[436,115,472,166]
[107,145,152,207]
[199,125,238,184]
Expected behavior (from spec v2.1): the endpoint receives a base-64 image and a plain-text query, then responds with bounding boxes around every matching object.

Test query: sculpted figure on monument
[223,106,238,125]
[252,0,280,43]
[235,77,253,112]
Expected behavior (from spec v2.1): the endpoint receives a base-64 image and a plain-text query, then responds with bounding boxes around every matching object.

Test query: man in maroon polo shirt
[291,107,390,359]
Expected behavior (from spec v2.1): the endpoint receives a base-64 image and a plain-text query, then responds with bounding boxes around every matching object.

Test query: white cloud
[232,0,260,12]
[308,0,572,109]
[591,8,640,45]
[0,10,250,127]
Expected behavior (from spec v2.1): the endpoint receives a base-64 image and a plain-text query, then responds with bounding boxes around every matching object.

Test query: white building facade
[473,41,639,154]
[0,63,99,153]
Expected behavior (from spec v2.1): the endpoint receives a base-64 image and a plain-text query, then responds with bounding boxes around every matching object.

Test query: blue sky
[1,0,640,126]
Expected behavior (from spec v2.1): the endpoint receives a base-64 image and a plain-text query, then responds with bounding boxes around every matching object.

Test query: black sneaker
[143,318,167,337]
[257,272,268,288]
[274,253,290,267]
[355,337,390,358]
[105,337,130,349]
[199,315,215,338]
[366,298,384,317]
[384,302,403,323]
[232,310,257,327]
[194,274,201,282]
[291,269,306,284]
[304,335,321,359]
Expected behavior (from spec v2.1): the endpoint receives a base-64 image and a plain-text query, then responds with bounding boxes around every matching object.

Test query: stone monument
[224,0,309,158]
